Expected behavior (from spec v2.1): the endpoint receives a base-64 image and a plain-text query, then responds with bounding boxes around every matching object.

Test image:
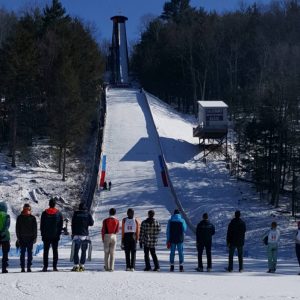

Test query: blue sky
[0,0,270,41]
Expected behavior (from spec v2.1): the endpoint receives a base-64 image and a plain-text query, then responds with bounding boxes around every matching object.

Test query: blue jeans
[20,241,33,268]
[295,244,300,266]
[74,239,89,265]
[170,243,184,265]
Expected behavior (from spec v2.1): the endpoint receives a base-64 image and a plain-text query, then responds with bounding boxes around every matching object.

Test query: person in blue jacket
[166,209,187,272]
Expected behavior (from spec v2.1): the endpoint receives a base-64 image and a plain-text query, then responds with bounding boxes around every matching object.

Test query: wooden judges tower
[193,100,229,159]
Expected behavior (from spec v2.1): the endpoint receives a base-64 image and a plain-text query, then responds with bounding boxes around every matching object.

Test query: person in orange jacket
[122,208,140,271]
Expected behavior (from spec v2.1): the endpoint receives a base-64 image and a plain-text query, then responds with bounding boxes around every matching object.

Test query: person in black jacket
[16,204,37,272]
[71,202,94,272]
[40,198,63,272]
[196,213,215,272]
[226,210,246,272]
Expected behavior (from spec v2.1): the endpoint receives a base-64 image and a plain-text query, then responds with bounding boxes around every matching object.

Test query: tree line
[131,0,300,212]
[0,0,104,180]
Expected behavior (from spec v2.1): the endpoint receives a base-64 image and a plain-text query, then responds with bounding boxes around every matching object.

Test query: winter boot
[179,265,184,272]
[27,268,32,272]
[21,268,25,273]
[2,269,8,274]
[53,267,58,272]
[79,265,85,272]
[72,265,80,272]
[195,267,203,272]
[170,265,174,272]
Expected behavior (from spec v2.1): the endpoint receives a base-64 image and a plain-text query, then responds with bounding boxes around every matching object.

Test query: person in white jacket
[296,221,300,275]
[263,221,280,273]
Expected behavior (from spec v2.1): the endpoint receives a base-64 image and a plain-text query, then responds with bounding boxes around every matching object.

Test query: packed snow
[0,88,299,300]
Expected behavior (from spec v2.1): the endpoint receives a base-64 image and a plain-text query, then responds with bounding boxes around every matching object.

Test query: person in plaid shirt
[139,210,161,271]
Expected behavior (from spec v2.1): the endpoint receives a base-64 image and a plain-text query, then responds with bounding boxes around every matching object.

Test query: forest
[0,0,104,180]
[0,0,299,212]
[131,0,300,212]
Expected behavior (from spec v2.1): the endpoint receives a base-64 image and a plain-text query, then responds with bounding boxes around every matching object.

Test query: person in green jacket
[0,202,10,273]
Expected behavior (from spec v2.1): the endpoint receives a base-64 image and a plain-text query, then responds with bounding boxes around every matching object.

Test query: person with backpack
[102,208,119,271]
[296,221,300,275]
[226,210,246,272]
[166,209,187,272]
[16,203,37,272]
[196,213,215,272]
[139,210,161,271]
[263,221,280,273]
[40,198,63,272]
[71,202,94,272]
[122,208,140,271]
[0,202,10,273]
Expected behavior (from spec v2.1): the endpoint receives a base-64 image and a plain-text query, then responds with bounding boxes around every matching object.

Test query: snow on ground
[146,92,299,260]
[0,88,299,300]
[0,139,92,242]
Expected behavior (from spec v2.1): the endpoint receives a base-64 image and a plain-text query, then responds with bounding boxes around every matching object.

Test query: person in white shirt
[295,221,300,275]
[263,221,280,273]
[121,208,140,271]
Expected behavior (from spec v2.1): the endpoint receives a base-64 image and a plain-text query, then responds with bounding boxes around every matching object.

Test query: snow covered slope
[0,88,299,300]
[146,92,298,260]
[93,88,195,251]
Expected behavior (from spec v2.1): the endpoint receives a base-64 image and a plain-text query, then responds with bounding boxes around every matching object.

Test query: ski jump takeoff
[1,201,300,275]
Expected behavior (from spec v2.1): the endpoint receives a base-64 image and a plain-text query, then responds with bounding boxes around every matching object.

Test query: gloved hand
[33,239,37,244]
[121,240,125,250]
[139,242,143,249]
[167,242,171,249]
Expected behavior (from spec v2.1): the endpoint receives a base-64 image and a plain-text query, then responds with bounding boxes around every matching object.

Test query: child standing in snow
[264,221,280,273]
[296,221,300,275]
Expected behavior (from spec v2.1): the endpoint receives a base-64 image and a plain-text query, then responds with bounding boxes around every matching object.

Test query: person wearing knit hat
[296,221,300,275]
[16,204,37,272]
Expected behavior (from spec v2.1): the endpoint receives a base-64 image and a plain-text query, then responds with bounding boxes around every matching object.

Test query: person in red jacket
[102,208,119,271]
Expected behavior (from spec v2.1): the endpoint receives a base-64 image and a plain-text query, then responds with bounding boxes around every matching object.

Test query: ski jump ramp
[94,88,177,231]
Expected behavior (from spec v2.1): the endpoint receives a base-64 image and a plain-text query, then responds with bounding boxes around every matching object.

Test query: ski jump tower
[110,15,129,85]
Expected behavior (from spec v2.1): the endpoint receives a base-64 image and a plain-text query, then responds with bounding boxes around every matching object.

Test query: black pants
[0,241,10,271]
[43,239,59,269]
[20,240,34,269]
[296,244,300,266]
[144,246,159,269]
[197,242,212,269]
[228,245,243,271]
[73,239,89,265]
[124,234,136,269]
